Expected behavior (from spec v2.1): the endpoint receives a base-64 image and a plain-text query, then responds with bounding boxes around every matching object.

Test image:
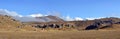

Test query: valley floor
[0,30,120,39]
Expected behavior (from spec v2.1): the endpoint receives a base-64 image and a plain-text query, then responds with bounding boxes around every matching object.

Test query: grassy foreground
[0,30,120,39]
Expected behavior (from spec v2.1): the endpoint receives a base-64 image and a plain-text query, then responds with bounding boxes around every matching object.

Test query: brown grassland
[0,30,120,39]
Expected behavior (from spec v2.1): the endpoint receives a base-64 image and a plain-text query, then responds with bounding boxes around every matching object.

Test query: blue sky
[0,0,120,18]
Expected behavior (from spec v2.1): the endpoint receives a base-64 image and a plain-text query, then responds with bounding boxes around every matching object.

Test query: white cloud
[0,9,48,18]
[74,17,83,21]
[65,16,74,21]
[64,16,84,21]
[85,17,105,20]
[28,13,44,17]
[0,9,22,17]
[86,18,96,20]
[18,15,23,17]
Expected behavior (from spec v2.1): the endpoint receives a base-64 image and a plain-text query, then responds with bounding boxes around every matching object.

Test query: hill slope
[0,15,36,31]
[0,15,22,31]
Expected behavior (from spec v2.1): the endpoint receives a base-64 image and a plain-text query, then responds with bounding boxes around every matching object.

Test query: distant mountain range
[0,9,64,22]
[13,15,64,22]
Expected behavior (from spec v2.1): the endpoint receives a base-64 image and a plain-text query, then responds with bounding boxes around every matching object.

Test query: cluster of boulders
[85,20,120,30]
[32,23,75,29]
[30,19,120,30]
[115,22,120,24]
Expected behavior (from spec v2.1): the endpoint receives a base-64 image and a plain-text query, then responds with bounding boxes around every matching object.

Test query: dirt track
[0,30,120,39]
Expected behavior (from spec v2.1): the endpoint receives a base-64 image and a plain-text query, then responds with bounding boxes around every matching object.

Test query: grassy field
[0,30,120,39]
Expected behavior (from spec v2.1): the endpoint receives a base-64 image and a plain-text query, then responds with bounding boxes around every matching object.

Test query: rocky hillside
[29,17,120,30]
[0,15,36,31]
[72,17,120,30]
[0,15,21,31]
